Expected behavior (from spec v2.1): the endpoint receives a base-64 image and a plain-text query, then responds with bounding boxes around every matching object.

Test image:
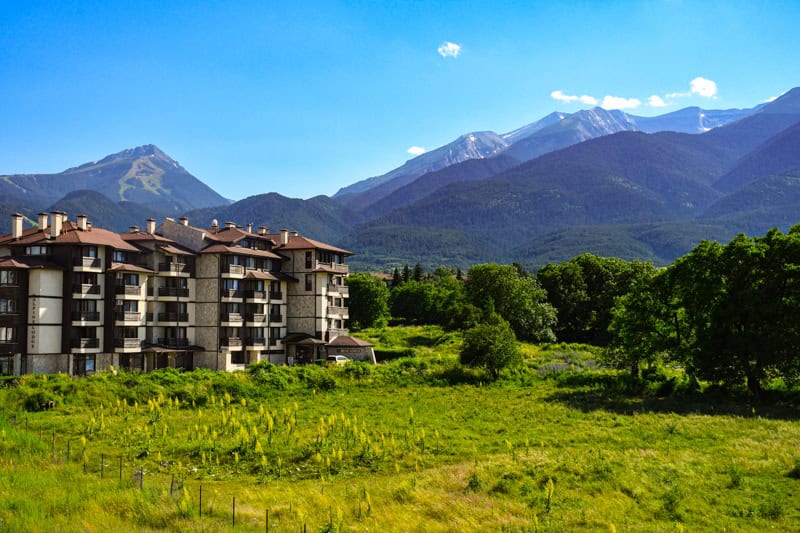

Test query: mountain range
[3,89,800,271]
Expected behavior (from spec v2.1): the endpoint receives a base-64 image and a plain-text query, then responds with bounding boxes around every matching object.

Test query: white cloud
[601,95,641,110]
[649,95,668,107]
[690,77,718,98]
[407,146,426,156]
[550,90,598,105]
[666,91,690,98]
[437,41,461,58]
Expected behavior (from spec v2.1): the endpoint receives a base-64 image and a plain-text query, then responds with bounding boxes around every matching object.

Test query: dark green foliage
[345,273,390,329]
[538,254,656,345]
[608,226,800,396]
[460,318,521,380]
[465,263,556,342]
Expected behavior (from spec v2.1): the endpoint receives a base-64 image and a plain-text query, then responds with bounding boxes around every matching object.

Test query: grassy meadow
[1,326,799,531]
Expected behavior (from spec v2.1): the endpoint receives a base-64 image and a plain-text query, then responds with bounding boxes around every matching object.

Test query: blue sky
[2,0,799,201]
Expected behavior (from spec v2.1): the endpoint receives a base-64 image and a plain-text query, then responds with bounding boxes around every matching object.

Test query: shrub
[247,361,290,390]
[460,318,521,380]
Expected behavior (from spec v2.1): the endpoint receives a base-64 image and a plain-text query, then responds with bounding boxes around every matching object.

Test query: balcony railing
[269,291,283,300]
[316,261,348,273]
[114,338,142,349]
[157,312,189,322]
[269,337,281,346]
[246,337,266,347]
[115,311,141,322]
[244,313,266,323]
[327,328,348,340]
[115,284,140,295]
[75,257,101,268]
[158,262,187,273]
[221,312,243,323]
[71,338,100,349]
[244,290,266,299]
[158,287,189,297]
[71,311,100,321]
[75,284,101,295]
[269,314,283,323]
[223,265,245,275]
[327,306,348,317]
[220,289,243,299]
[157,337,189,347]
[220,337,242,347]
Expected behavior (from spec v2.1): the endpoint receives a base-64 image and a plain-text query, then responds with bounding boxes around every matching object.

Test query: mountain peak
[99,144,178,166]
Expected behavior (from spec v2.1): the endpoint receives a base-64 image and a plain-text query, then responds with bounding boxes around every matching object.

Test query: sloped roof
[1,221,139,251]
[267,234,353,255]
[200,244,283,260]
[327,335,374,347]
[0,256,63,270]
[108,262,154,273]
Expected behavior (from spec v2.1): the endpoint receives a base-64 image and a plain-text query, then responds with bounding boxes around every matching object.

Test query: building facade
[0,212,359,376]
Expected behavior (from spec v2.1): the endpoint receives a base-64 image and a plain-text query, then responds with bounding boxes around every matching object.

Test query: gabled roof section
[327,335,374,347]
[1,221,139,251]
[0,256,63,270]
[109,262,154,273]
[200,244,284,260]
[267,234,354,256]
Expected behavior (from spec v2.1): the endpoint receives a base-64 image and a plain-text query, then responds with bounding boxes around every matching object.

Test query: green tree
[345,273,390,330]
[538,254,655,345]
[465,263,556,342]
[412,263,424,281]
[460,317,521,379]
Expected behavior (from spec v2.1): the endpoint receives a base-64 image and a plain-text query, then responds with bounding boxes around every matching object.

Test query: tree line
[347,227,800,394]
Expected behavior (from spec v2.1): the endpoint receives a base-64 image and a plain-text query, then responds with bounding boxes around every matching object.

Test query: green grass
[0,327,798,531]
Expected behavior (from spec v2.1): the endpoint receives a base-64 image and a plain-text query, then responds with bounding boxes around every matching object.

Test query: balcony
[71,338,100,349]
[158,287,189,298]
[316,261,348,274]
[114,338,143,349]
[245,337,266,348]
[157,312,189,323]
[220,289,243,299]
[269,291,283,300]
[222,264,245,276]
[74,284,101,296]
[327,306,348,317]
[115,311,141,322]
[244,313,266,323]
[327,328,348,340]
[74,257,102,269]
[221,312,243,323]
[157,337,189,348]
[269,337,282,347]
[71,311,100,322]
[220,337,243,348]
[268,313,283,323]
[244,290,266,300]
[115,284,141,296]
[158,262,188,275]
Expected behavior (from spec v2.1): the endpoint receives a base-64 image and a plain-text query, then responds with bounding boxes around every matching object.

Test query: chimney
[280,228,289,245]
[246,223,252,233]
[77,214,88,231]
[11,213,23,239]
[290,231,299,237]
[180,216,189,226]
[211,219,219,230]
[129,225,139,233]
[225,221,235,230]
[258,226,268,235]
[50,211,64,239]
[38,212,48,231]
[147,218,156,234]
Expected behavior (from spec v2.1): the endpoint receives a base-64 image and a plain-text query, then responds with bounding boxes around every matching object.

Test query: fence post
[232,496,236,528]
[199,484,203,519]
[170,474,175,497]
[266,509,269,532]
[66,440,70,462]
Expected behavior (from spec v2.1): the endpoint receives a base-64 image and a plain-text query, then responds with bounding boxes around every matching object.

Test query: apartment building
[0,212,357,376]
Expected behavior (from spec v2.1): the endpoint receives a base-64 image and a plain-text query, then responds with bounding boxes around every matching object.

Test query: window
[117,273,139,286]
[305,274,312,291]
[231,351,246,365]
[25,245,48,256]
[270,281,281,294]
[305,251,312,269]
[113,250,127,262]
[222,279,240,291]
[73,355,96,376]
[0,299,15,313]
[115,326,138,339]
[83,246,98,258]
[0,355,12,376]
[0,327,15,342]
[72,300,97,313]
[74,272,98,285]
[0,271,17,285]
